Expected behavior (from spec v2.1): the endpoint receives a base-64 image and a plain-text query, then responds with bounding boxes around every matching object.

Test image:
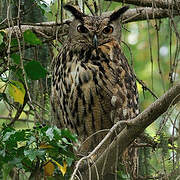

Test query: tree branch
[122,7,178,23]
[2,7,178,44]
[105,0,180,11]
[72,83,180,179]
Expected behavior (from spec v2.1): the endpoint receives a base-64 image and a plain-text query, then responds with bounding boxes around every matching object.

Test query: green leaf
[23,30,42,45]
[46,127,54,141]
[61,129,78,142]
[10,38,18,47]
[27,136,36,145]
[24,60,47,80]
[3,131,16,141]
[36,149,46,157]
[66,157,74,167]
[1,124,15,133]
[10,53,20,64]
[62,138,71,145]
[14,130,26,141]
[0,33,3,45]
[0,125,77,176]
[8,80,25,105]
[53,127,62,140]
[24,149,37,161]
[11,38,18,47]
[24,149,45,162]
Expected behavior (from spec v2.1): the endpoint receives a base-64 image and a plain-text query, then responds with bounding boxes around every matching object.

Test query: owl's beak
[93,34,98,49]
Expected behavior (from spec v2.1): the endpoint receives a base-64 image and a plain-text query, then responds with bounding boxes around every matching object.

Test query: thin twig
[70,121,128,179]
[136,77,158,99]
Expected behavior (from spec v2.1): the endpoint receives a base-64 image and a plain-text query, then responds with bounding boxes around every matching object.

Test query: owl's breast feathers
[52,40,139,146]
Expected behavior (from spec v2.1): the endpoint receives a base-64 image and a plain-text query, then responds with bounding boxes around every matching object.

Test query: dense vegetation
[0,0,179,179]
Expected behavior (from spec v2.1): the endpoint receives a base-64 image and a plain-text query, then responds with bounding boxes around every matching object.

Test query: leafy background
[0,0,179,179]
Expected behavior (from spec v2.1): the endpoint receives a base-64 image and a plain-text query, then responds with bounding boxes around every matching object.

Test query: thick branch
[3,7,178,42]
[3,24,64,39]
[105,0,180,11]
[81,83,180,179]
[122,7,178,23]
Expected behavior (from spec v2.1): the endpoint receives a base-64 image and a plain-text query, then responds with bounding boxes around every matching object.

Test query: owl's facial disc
[65,4,129,48]
[92,25,114,49]
[75,17,115,49]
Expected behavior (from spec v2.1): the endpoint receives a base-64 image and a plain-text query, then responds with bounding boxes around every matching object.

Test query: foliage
[24,30,43,45]
[0,123,78,179]
[0,0,179,179]
[24,60,47,80]
[0,28,48,127]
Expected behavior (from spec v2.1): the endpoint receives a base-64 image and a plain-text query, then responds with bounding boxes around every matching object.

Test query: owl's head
[64,5,128,49]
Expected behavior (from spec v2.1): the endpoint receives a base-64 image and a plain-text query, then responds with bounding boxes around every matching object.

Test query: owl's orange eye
[77,25,88,33]
[103,26,114,34]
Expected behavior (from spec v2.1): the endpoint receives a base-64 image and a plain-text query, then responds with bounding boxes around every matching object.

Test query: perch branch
[72,83,180,179]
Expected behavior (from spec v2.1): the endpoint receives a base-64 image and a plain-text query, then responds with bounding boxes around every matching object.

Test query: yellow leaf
[52,160,67,176]
[137,81,143,93]
[8,80,25,105]
[17,141,26,148]
[0,29,7,34]
[44,161,55,177]
[0,82,5,92]
[39,143,53,149]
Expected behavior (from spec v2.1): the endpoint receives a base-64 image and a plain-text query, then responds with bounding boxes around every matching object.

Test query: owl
[51,4,139,178]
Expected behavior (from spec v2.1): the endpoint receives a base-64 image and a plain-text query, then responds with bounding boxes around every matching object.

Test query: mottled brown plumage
[51,4,139,178]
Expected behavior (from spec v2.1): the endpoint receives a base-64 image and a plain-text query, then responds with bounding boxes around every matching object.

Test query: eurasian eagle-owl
[51,5,139,174]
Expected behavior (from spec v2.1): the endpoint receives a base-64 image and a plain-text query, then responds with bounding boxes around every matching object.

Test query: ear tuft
[109,6,129,21]
[64,4,86,21]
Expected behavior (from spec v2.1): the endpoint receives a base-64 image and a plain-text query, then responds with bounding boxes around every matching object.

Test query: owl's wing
[101,41,139,123]
[112,42,140,178]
